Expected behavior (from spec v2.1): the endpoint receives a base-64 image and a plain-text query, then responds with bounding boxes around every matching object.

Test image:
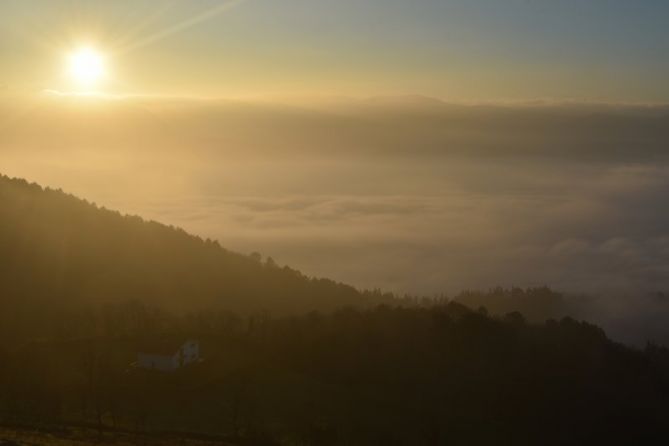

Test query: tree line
[1,300,668,445]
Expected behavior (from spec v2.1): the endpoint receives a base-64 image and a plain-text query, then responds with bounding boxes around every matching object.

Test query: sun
[67,47,106,88]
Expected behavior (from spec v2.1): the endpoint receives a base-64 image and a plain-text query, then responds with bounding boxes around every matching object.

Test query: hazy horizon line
[19,89,669,109]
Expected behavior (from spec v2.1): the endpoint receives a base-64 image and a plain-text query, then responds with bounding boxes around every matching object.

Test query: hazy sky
[3,2,669,343]
[3,96,669,296]
[2,0,669,101]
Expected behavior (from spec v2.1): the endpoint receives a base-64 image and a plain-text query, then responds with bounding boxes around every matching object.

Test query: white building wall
[179,340,200,366]
[137,353,178,371]
[137,340,199,371]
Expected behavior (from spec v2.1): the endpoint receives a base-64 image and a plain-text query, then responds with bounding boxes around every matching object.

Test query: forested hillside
[0,174,582,343]
[2,174,669,444]
[0,174,374,337]
[1,303,669,445]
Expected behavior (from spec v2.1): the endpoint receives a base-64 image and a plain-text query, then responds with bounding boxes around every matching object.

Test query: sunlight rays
[42,0,248,96]
[116,0,247,55]
[108,1,180,53]
[67,47,106,86]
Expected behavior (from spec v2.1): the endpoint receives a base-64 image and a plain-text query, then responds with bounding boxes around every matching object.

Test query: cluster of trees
[1,302,668,445]
[0,175,578,340]
[3,174,669,444]
[453,286,574,322]
[0,175,376,337]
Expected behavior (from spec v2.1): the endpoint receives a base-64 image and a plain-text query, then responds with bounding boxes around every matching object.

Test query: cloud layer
[2,96,669,343]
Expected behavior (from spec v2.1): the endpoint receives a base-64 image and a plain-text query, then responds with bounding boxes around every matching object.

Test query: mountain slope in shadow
[0,174,369,317]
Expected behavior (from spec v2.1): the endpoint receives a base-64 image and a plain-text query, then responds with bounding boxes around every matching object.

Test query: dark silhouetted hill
[2,302,669,445]
[3,175,669,444]
[454,286,573,322]
[0,174,375,333]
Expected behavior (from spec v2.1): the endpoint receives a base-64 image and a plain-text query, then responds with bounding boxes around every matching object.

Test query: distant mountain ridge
[0,174,371,318]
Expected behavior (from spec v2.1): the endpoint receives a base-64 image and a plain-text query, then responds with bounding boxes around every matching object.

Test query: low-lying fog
[2,95,669,344]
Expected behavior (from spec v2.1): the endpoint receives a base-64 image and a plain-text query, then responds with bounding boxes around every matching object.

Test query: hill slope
[0,174,370,319]
[3,175,669,444]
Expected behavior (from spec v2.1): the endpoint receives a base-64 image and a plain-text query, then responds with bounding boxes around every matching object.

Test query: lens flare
[67,47,105,87]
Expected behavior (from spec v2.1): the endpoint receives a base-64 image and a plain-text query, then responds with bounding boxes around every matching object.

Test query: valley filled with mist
[4,1,669,444]
[3,96,669,345]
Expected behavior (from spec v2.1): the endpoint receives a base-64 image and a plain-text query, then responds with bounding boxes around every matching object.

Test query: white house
[137,338,200,372]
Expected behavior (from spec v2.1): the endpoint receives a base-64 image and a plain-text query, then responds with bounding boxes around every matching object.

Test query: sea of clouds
[2,95,669,343]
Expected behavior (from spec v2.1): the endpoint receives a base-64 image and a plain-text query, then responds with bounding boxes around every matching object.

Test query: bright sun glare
[67,47,106,88]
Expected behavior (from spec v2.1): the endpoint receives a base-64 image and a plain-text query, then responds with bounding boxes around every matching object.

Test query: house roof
[138,337,195,356]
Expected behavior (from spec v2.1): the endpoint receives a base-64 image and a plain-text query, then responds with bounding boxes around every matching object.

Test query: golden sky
[3,0,669,298]
[1,0,668,102]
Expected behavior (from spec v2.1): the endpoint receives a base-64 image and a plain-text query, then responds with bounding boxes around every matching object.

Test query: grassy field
[0,425,238,446]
